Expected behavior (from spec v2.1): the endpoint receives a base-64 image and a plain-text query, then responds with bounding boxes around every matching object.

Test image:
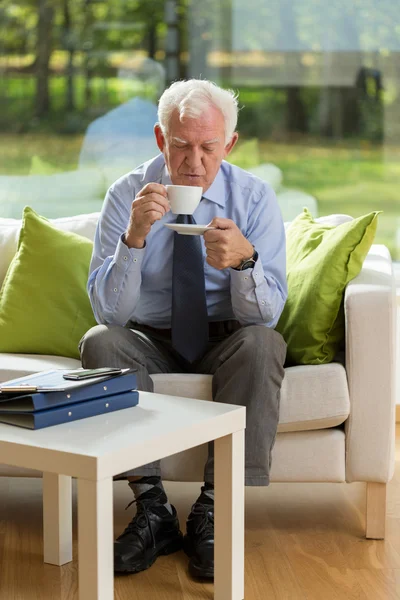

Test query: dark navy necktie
[171,213,208,363]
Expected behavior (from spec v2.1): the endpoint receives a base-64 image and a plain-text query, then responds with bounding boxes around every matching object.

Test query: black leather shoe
[183,488,214,579]
[114,486,183,574]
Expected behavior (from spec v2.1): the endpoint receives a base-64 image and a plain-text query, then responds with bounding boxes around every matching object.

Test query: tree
[35,0,55,117]
[82,0,94,108]
[136,0,165,60]
[277,0,307,134]
[62,0,76,111]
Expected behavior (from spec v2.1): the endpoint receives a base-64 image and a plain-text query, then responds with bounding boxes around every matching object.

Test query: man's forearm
[88,236,144,325]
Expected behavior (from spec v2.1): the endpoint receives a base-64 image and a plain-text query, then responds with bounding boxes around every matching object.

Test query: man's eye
[203,147,214,152]
[175,144,186,149]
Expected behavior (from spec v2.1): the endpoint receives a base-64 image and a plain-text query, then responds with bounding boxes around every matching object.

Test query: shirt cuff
[114,234,145,271]
[230,257,270,309]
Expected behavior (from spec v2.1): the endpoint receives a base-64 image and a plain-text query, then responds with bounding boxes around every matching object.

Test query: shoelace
[122,495,162,549]
[191,502,214,540]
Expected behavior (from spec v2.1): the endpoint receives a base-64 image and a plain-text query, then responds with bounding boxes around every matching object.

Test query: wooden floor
[1,427,400,599]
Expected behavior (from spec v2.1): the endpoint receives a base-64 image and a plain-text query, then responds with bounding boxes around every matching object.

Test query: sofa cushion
[0,356,349,433]
[151,362,349,433]
[276,208,379,365]
[0,212,100,289]
[0,353,81,382]
[0,207,97,359]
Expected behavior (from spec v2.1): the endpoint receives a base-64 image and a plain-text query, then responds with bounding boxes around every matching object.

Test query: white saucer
[164,223,216,236]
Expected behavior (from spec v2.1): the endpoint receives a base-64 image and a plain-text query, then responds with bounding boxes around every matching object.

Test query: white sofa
[0,211,396,540]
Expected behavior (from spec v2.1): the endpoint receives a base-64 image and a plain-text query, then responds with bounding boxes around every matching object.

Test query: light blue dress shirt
[88,153,287,329]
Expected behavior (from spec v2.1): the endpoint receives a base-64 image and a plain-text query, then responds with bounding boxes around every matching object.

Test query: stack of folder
[0,369,139,429]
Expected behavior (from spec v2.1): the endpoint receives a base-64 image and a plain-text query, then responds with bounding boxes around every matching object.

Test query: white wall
[394,263,400,406]
[397,297,400,406]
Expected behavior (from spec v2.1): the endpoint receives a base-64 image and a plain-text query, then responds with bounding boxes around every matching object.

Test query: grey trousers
[79,323,286,486]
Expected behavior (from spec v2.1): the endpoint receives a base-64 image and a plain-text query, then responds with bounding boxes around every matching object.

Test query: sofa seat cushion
[0,356,349,433]
[277,363,349,432]
[152,362,350,433]
[0,354,81,382]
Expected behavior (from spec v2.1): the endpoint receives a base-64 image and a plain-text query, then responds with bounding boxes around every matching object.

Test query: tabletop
[0,391,246,480]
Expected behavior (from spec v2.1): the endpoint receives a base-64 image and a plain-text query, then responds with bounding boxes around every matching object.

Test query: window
[1,0,399,259]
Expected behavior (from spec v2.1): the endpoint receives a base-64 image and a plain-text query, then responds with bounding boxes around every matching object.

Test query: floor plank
[0,428,399,599]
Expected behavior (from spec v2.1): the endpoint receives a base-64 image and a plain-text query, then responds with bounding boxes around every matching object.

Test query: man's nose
[185,147,203,169]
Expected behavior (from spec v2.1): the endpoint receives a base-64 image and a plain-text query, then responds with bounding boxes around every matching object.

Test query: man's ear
[154,124,166,152]
[224,132,239,158]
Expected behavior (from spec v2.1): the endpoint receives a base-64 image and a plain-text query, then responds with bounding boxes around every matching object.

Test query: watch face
[241,259,255,270]
[234,249,257,270]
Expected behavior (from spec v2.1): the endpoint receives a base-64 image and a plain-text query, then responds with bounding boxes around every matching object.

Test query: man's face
[154,105,238,193]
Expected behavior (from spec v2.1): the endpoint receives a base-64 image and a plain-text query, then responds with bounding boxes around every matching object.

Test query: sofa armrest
[344,244,397,483]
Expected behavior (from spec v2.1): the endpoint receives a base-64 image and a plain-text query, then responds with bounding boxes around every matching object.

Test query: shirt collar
[202,167,226,207]
[160,162,226,208]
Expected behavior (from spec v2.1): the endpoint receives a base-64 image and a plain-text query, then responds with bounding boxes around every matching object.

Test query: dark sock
[197,482,214,505]
[129,476,173,514]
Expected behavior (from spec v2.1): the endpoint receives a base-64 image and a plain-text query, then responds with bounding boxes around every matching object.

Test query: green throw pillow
[0,206,97,359]
[276,208,380,365]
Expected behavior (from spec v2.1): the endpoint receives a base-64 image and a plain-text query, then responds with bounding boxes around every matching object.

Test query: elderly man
[80,79,287,580]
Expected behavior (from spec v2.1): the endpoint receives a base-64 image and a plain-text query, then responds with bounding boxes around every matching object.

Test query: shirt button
[244,276,248,280]
[133,258,138,263]
[113,288,118,293]
[123,256,128,261]
[261,300,266,305]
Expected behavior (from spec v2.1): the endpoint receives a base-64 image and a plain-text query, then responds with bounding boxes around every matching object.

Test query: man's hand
[124,183,170,249]
[203,218,254,270]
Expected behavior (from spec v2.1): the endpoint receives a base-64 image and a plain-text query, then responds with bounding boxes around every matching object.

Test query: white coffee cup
[166,185,202,215]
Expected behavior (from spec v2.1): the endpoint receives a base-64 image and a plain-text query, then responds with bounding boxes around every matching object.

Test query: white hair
[158,79,239,145]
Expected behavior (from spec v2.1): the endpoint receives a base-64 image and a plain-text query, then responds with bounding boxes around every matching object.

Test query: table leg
[77,478,113,600]
[43,472,72,566]
[214,430,245,600]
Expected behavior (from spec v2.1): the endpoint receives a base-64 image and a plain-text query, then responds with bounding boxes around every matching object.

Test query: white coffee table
[0,391,246,600]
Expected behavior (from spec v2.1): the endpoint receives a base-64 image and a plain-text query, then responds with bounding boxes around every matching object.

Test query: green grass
[1,132,399,259]
[0,74,159,133]
[0,133,83,175]
[230,138,400,259]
